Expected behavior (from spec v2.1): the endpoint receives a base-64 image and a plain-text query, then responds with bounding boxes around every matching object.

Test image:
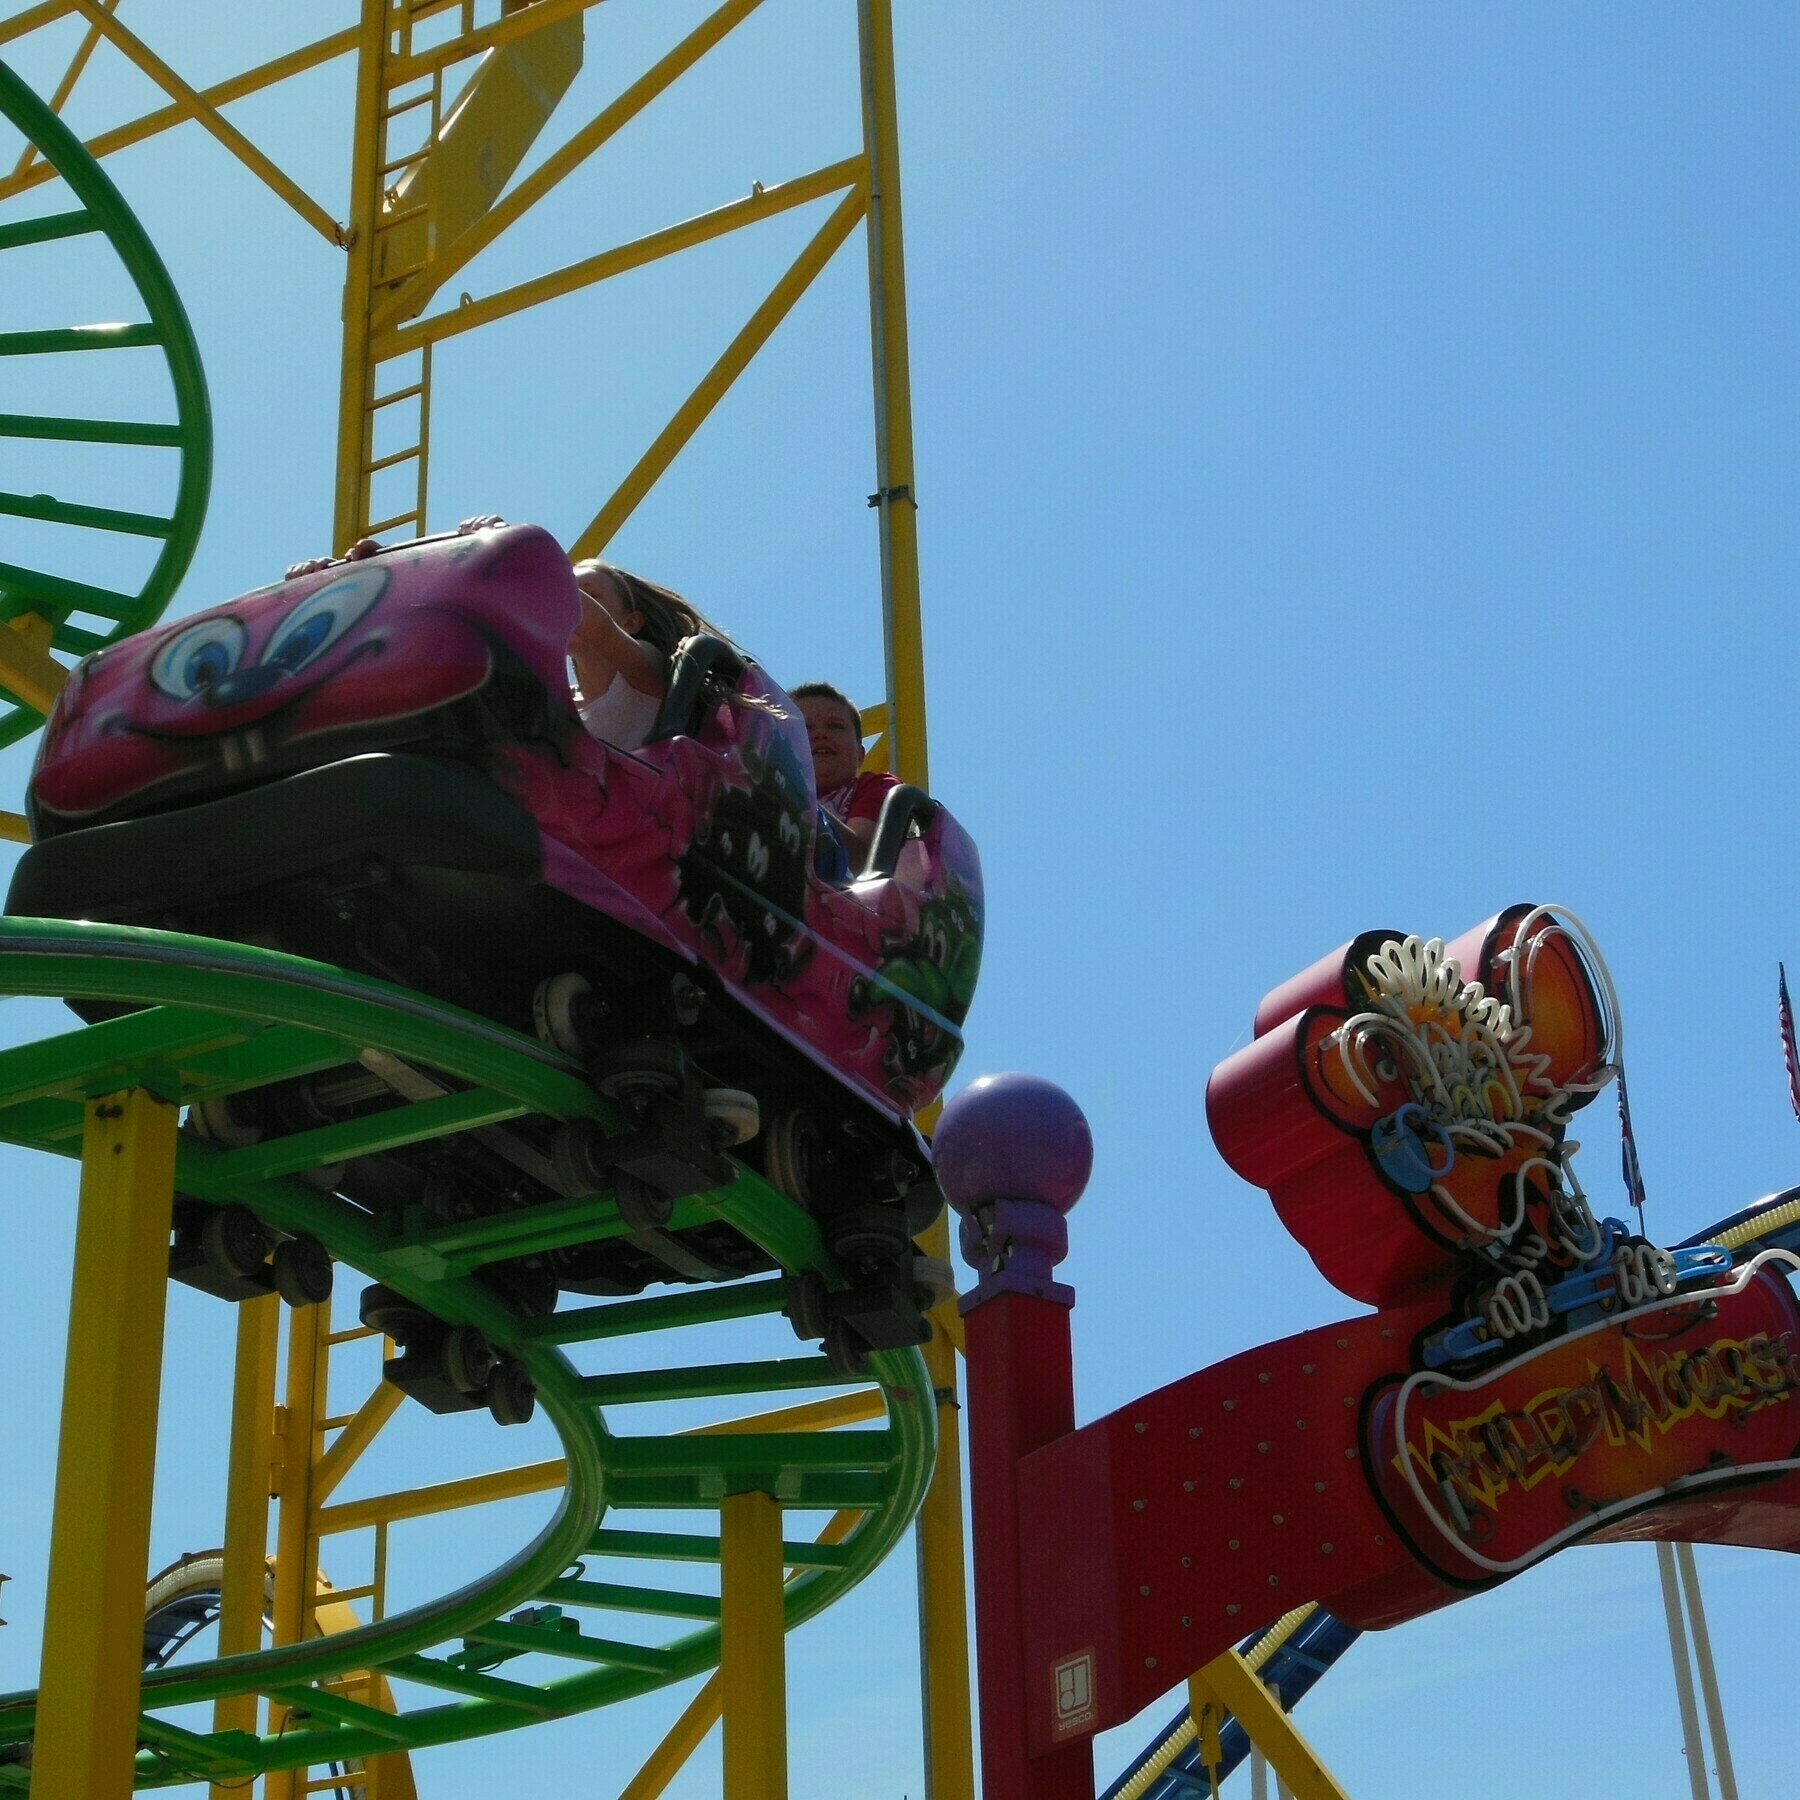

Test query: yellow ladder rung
[370,383,425,410]
[378,148,430,180]
[325,1325,380,1346]
[364,445,421,475]
[380,89,435,122]
[364,510,422,536]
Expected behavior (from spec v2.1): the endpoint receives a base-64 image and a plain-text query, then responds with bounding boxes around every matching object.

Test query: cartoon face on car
[31,551,530,824]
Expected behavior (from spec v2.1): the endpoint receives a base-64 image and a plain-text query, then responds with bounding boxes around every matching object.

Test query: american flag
[1781,963,1800,1123]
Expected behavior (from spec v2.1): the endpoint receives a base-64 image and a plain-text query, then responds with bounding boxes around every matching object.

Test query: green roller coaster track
[0,59,211,748]
[0,917,935,1789]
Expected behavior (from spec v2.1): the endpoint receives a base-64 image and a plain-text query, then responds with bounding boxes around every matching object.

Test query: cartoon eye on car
[8,522,983,1393]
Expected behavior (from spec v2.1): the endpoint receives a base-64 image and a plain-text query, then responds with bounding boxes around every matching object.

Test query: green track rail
[0,60,212,747]
[0,918,935,1788]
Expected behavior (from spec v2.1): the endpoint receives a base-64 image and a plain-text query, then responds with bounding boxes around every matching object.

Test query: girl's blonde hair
[572,559,717,657]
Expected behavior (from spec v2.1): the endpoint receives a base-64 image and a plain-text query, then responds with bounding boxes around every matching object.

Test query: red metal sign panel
[1367,1255,1800,1582]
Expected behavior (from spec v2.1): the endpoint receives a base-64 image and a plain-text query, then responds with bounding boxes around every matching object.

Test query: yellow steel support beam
[615,1508,861,1800]
[720,1490,788,1800]
[209,1293,279,1800]
[316,1384,887,1537]
[0,1,76,50]
[7,0,115,184]
[858,8,972,1783]
[66,0,343,244]
[619,1673,723,1800]
[375,155,867,359]
[0,812,28,844]
[369,0,771,336]
[333,0,395,550]
[571,182,869,560]
[0,611,67,717]
[310,1377,405,1506]
[915,1213,974,1800]
[1114,1608,1318,1799]
[33,1089,179,1800]
[1188,1650,1351,1800]
[317,1455,565,1537]
[0,28,360,205]
[859,0,928,787]
[697,1386,886,1437]
[264,1299,328,1800]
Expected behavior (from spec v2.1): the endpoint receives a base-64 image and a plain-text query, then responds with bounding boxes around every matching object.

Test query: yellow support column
[719,1491,787,1800]
[859,0,929,785]
[333,0,392,550]
[861,6,973,1790]
[210,1292,278,1800]
[34,1089,179,1800]
[264,1298,327,1800]
[1188,1651,1350,1800]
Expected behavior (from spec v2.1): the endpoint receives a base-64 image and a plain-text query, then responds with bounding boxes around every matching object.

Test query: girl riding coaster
[10,519,983,1378]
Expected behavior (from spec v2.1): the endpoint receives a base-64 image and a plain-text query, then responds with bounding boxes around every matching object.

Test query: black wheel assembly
[200,1204,270,1282]
[271,1233,334,1307]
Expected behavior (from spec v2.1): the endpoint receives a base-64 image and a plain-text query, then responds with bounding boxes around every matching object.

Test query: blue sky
[0,4,1797,1795]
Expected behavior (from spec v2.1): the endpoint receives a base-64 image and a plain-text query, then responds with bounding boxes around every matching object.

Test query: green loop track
[0,918,935,1788]
[0,59,212,748]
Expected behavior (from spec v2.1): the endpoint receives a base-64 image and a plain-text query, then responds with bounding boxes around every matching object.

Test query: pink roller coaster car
[9,522,982,1366]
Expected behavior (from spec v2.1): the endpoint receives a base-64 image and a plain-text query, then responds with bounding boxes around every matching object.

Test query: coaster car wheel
[823,1318,869,1378]
[444,1324,498,1397]
[911,1254,958,1311]
[486,1357,536,1427]
[272,1232,333,1307]
[532,971,596,1058]
[703,1086,760,1148]
[359,1282,431,1341]
[201,1204,270,1282]
[188,1095,261,1149]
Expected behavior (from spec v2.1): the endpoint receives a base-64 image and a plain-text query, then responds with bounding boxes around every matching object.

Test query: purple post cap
[935,1073,1093,1217]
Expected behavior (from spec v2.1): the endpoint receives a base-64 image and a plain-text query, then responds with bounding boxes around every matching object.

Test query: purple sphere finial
[937,1073,1093,1216]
